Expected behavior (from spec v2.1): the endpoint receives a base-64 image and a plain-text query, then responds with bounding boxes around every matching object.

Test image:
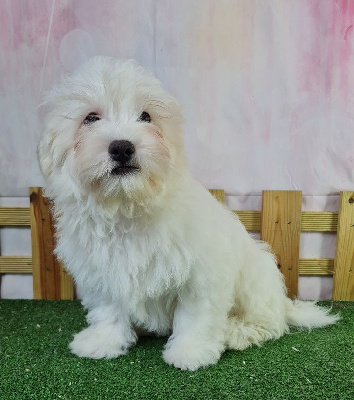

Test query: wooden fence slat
[299,258,334,275]
[332,191,354,301]
[60,268,75,300]
[0,207,31,226]
[209,189,225,203]
[234,211,261,231]
[0,256,32,273]
[30,187,59,299]
[29,187,74,300]
[261,191,302,298]
[301,212,338,232]
[230,211,337,232]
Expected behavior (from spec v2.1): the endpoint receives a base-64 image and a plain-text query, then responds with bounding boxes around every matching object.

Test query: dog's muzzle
[108,140,139,176]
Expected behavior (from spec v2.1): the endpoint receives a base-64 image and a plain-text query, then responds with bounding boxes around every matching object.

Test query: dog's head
[38,57,185,210]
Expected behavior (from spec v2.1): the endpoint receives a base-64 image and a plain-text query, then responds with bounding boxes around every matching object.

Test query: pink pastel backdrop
[0,0,353,299]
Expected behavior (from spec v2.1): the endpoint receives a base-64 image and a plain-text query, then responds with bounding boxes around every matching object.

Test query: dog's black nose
[108,140,135,163]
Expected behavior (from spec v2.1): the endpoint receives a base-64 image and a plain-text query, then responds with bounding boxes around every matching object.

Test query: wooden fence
[0,187,353,300]
[0,187,74,300]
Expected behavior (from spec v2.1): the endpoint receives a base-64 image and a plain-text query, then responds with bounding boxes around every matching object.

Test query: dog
[38,57,339,370]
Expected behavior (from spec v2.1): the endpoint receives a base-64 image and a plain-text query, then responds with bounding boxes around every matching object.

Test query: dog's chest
[56,211,193,301]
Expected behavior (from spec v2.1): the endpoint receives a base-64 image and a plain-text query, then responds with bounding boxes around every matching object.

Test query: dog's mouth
[111,165,140,176]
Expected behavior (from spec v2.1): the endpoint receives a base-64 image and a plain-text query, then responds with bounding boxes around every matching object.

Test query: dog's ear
[37,100,54,178]
[37,133,53,178]
[37,94,75,179]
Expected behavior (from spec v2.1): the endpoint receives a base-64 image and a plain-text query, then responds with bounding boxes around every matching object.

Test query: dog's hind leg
[226,314,288,350]
[226,243,289,350]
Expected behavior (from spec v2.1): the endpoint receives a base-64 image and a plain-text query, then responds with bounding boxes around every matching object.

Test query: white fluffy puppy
[38,57,339,370]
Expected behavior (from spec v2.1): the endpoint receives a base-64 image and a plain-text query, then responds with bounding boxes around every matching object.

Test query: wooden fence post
[332,191,354,301]
[261,191,302,299]
[30,187,74,300]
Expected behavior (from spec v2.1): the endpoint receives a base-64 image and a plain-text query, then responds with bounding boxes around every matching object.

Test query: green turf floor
[0,300,353,400]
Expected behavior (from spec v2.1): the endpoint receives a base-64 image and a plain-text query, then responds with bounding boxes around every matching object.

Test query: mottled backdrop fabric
[1,0,353,299]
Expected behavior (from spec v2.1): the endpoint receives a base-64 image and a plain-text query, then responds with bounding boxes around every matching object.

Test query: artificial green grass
[0,301,353,400]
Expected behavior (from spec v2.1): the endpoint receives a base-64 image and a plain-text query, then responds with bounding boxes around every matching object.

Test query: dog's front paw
[70,326,136,359]
[163,337,223,371]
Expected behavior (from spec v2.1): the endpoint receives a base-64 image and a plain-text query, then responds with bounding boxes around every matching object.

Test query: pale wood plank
[261,191,302,299]
[299,259,334,275]
[333,191,354,300]
[301,212,338,232]
[233,210,261,231]
[0,207,31,226]
[209,189,225,203]
[0,256,32,273]
[230,211,338,232]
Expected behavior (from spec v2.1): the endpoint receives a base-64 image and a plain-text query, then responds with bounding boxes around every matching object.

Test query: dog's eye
[138,111,151,123]
[83,113,100,125]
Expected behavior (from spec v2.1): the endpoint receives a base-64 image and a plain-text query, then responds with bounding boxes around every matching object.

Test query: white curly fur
[38,57,339,371]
